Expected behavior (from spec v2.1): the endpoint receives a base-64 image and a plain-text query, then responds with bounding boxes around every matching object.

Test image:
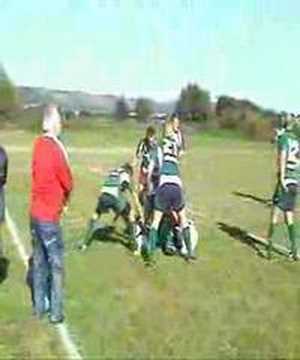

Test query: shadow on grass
[233,191,272,207]
[217,222,266,258]
[87,226,134,251]
[0,256,9,284]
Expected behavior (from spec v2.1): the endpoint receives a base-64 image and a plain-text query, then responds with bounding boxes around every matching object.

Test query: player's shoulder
[277,132,289,147]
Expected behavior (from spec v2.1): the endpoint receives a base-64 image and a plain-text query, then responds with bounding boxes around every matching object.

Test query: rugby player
[135,126,158,205]
[267,114,300,260]
[80,163,140,250]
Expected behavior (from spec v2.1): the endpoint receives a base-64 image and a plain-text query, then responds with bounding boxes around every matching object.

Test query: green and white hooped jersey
[278,132,300,185]
[159,136,182,187]
[136,139,159,171]
[101,168,131,198]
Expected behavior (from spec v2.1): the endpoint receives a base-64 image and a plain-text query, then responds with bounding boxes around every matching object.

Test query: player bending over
[267,114,300,260]
[144,120,196,264]
[80,163,141,250]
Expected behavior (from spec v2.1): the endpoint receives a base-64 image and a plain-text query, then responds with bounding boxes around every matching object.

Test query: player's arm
[146,160,155,194]
[133,140,143,181]
[126,182,144,221]
[135,139,143,165]
[130,189,144,221]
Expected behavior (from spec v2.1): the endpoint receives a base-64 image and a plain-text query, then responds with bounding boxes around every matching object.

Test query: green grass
[1,119,300,359]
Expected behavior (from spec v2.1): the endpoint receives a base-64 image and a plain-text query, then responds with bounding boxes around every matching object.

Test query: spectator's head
[43,104,62,137]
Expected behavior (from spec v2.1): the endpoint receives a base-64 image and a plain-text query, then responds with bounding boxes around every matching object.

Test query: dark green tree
[135,98,153,122]
[176,83,211,121]
[0,64,19,115]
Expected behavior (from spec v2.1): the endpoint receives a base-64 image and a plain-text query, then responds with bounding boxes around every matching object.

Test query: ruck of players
[79,113,199,265]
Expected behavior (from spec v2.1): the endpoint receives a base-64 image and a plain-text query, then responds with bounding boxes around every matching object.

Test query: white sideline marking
[5,209,83,360]
[6,210,28,266]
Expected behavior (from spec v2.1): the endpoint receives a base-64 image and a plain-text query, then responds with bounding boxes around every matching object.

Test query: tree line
[0,64,282,140]
[114,82,280,141]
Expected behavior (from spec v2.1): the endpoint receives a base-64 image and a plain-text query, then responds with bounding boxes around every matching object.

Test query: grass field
[1,119,300,359]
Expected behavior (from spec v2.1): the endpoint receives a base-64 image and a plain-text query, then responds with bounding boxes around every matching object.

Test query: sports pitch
[1,120,300,359]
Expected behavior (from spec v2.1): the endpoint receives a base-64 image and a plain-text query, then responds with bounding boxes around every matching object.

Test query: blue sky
[1,0,300,111]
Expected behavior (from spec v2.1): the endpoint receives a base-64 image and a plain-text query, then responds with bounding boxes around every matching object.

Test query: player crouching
[79,163,139,251]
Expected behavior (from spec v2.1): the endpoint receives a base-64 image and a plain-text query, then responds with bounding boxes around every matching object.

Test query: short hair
[43,103,61,132]
[145,125,156,138]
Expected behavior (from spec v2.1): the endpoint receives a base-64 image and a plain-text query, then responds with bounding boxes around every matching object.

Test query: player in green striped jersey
[267,114,300,260]
[79,163,139,250]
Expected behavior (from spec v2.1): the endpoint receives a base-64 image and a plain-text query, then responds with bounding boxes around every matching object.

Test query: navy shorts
[96,193,130,216]
[154,183,185,213]
[273,183,298,212]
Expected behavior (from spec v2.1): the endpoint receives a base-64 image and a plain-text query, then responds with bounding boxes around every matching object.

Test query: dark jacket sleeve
[0,147,8,187]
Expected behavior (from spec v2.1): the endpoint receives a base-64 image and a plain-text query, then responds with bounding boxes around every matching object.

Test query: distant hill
[17,86,177,115]
[18,86,118,114]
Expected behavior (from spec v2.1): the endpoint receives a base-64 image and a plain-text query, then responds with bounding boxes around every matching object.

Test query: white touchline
[5,208,83,360]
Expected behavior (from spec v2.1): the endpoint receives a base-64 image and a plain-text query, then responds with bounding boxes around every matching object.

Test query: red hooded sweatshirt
[30,135,73,222]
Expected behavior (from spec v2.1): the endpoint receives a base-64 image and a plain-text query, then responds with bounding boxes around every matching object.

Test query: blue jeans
[30,219,64,321]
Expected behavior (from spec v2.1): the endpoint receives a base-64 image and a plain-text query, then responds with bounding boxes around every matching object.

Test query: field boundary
[5,209,83,360]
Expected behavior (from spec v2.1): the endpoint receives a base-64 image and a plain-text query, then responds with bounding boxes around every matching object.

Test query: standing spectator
[0,145,8,257]
[30,104,73,324]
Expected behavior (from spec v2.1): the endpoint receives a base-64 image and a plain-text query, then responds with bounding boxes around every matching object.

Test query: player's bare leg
[79,212,100,251]
[267,206,280,259]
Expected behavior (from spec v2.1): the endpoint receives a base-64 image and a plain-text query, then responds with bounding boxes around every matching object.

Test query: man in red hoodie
[30,104,73,324]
